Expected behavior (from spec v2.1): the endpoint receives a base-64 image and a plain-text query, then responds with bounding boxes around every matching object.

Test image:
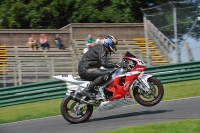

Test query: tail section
[53,75,90,88]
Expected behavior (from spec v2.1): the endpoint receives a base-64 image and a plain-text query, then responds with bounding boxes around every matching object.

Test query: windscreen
[124,51,136,58]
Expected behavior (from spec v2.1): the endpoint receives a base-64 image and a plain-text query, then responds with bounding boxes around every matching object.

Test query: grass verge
[0,98,62,124]
[0,79,200,124]
[94,119,200,133]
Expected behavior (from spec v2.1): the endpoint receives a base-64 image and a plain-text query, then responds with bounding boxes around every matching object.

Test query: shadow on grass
[88,110,173,122]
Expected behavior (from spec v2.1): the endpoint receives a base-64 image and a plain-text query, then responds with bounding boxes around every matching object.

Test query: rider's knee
[102,72,111,81]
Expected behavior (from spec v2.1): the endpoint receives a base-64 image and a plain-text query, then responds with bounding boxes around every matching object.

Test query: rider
[78,35,119,98]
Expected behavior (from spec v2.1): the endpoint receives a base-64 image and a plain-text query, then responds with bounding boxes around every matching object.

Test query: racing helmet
[102,35,118,53]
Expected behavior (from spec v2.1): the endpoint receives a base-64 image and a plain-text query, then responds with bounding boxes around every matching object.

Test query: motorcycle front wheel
[133,76,164,107]
[60,96,93,124]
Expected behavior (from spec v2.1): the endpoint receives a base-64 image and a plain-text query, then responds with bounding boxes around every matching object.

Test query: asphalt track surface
[1,97,200,133]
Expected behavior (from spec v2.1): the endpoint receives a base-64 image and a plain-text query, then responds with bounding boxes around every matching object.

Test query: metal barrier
[145,60,200,83]
[0,60,200,108]
[0,80,67,108]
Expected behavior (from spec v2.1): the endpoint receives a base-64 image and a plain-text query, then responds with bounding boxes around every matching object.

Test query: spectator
[54,34,66,50]
[27,34,37,50]
[95,35,102,45]
[40,34,49,50]
[85,34,95,44]
[83,43,91,54]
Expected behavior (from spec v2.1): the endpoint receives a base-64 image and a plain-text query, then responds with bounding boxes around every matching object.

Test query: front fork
[132,73,153,92]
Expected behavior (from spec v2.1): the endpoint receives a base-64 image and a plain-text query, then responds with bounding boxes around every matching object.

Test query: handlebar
[110,61,127,74]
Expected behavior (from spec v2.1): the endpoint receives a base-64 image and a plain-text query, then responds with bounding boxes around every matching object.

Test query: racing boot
[80,85,96,99]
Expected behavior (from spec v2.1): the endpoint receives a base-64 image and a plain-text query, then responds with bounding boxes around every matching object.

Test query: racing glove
[116,63,128,69]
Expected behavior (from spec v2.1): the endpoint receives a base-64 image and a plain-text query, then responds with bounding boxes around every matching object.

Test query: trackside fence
[145,60,200,84]
[0,80,67,108]
[0,60,200,108]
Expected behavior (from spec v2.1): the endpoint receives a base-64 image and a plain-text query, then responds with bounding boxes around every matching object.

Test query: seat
[74,76,89,81]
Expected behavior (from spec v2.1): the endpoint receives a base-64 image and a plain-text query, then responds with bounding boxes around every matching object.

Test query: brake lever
[115,63,122,68]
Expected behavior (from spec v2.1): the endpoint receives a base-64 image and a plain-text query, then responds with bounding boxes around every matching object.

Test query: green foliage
[0,1,27,28]
[0,0,169,29]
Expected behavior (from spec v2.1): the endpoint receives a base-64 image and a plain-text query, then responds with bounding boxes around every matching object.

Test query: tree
[0,1,28,28]
[0,0,170,29]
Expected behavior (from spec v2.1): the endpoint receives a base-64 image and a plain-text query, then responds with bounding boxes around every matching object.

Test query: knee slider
[102,72,111,81]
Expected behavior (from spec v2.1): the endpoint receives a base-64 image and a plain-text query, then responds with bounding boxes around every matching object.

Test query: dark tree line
[0,0,169,29]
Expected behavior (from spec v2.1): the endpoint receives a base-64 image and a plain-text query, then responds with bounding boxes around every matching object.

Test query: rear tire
[133,77,164,107]
[60,96,93,124]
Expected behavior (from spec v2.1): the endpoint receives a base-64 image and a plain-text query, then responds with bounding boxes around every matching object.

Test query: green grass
[162,79,200,100]
[94,119,200,133]
[0,98,62,124]
[0,79,200,124]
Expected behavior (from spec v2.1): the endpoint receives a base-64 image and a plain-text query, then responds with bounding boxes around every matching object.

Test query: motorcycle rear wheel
[60,96,93,124]
[133,76,164,107]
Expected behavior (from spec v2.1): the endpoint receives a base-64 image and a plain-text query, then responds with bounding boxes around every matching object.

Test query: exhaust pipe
[66,93,99,106]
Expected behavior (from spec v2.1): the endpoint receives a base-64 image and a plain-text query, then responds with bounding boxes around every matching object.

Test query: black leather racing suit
[78,44,117,89]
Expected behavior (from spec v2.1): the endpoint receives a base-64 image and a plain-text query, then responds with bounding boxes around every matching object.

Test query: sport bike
[53,52,164,124]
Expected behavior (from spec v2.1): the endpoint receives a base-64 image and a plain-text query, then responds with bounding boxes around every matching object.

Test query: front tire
[60,96,93,124]
[133,77,164,107]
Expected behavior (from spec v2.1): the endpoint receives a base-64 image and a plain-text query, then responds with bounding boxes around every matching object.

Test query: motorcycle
[53,51,164,124]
